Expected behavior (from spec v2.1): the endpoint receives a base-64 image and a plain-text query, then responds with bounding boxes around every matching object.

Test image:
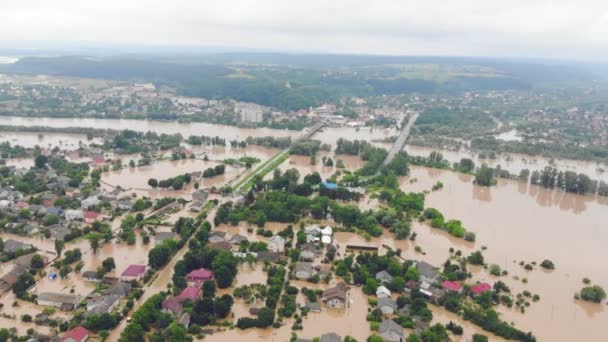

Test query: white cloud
[0,0,607,60]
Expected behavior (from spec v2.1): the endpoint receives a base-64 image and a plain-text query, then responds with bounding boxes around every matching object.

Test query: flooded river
[0,115,605,180]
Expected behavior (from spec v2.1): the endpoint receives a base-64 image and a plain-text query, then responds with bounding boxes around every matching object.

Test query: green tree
[148,178,158,188]
[90,236,100,254]
[54,239,65,257]
[474,164,495,186]
[34,155,49,168]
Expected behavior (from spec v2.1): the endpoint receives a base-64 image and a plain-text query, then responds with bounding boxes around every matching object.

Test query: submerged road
[383,112,419,166]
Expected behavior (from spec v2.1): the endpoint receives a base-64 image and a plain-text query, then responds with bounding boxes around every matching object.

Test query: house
[304,300,321,312]
[3,239,33,254]
[415,261,439,284]
[155,231,177,244]
[65,210,84,221]
[229,233,248,245]
[321,226,333,244]
[37,292,81,310]
[320,333,341,342]
[45,207,62,216]
[304,224,321,236]
[419,282,445,302]
[376,285,392,299]
[190,201,204,212]
[117,198,133,211]
[85,294,120,316]
[84,211,99,224]
[208,231,229,243]
[186,268,214,284]
[256,251,282,263]
[41,193,57,207]
[300,243,317,260]
[209,241,232,251]
[377,297,398,315]
[321,282,349,309]
[29,204,45,216]
[162,286,201,315]
[315,264,332,277]
[471,283,492,296]
[376,270,394,285]
[106,282,132,297]
[62,326,89,342]
[49,224,71,240]
[81,196,101,209]
[442,281,463,293]
[294,262,314,279]
[192,190,209,202]
[82,271,102,283]
[120,264,147,281]
[13,253,48,269]
[178,312,191,328]
[268,235,286,253]
[378,319,405,342]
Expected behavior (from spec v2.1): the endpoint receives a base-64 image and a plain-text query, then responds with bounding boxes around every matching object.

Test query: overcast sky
[1,0,607,60]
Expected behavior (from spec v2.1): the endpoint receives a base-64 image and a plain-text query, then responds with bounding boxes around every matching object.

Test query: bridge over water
[383,112,419,166]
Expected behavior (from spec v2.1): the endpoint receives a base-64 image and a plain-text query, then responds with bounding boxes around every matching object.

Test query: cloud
[0,0,607,60]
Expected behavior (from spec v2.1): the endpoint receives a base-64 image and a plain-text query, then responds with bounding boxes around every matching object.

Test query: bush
[540,259,555,270]
[489,264,501,277]
[580,286,607,303]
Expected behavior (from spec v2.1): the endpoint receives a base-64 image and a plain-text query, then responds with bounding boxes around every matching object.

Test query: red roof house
[62,326,89,342]
[162,286,201,314]
[93,156,105,165]
[84,211,100,224]
[15,201,29,209]
[186,268,214,283]
[120,265,147,281]
[471,283,492,295]
[442,280,463,293]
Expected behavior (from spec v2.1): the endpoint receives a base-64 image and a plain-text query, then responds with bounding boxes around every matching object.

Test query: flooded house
[3,239,33,254]
[375,270,393,285]
[471,283,492,296]
[64,209,83,221]
[299,243,317,260]
[83,211,99,224]
[377,297,398,315]
[85,294,120,317]
[186,268,214,285]
[208,231,229,243]
[162,286,201,315]
[192,189,209,202]
[441,280,463,294]
[294,262,314,279]
[415,261,439,284]
[119,264,147,282]
[62,326,89,342]
[154,231,177,244]
[229,233,248,245]
[378,319,405,342]
[321,282,349,309]
[376,285,391,299]
[268,235,286,253]
[37,292,81,311]
[82,271,103,283]
[320,333,342,342]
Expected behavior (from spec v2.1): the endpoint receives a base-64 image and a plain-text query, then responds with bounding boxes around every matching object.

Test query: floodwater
[103,158,235,189]
[0,115,604,181]
[0,116,298,140]
[402,143,608,182]
[0,131,102,149]
[400,166,608,342]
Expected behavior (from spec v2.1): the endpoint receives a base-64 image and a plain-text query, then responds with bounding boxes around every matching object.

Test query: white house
[268,235,286,253]
[376,286,392,299]
[321,226,333,244]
